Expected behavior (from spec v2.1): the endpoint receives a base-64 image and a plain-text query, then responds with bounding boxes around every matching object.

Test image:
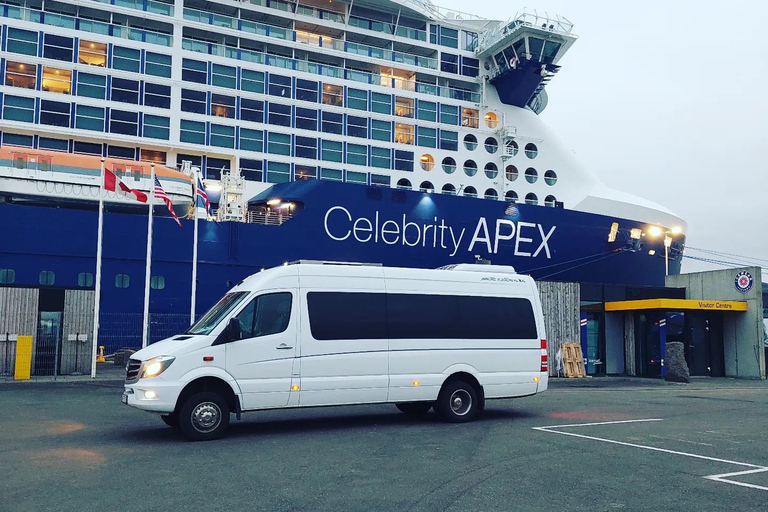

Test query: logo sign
[734,271,754,293]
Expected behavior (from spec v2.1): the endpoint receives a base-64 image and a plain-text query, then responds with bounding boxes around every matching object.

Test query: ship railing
[401,0,484,22]
[246,211,293,225]
[59,0,174,16]
[477,10,574,54]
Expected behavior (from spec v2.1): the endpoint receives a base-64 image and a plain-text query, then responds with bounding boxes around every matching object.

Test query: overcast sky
[437,0,768,277]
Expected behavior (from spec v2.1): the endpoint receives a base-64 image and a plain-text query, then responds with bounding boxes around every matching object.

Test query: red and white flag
[154,176,182,227]
[104,168,148,203]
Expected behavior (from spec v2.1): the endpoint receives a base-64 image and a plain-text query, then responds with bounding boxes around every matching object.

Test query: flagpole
[191,167,199,325]
[91,158,106,378]
[141,163,155,349]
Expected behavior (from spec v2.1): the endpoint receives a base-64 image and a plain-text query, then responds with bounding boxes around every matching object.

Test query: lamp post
[648,226,683,276]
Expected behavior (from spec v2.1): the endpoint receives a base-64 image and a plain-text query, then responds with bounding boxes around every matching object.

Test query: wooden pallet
[561,342,586,378]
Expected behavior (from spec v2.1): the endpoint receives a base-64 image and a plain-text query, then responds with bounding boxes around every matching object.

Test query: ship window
[268,74,292,98]
[419,181,434,193]
[463,160,478,177]
[240,99,264,123]
[395,123,414,145]
[211,94,235,118]
[419,154,435,171]
[441,183,456,195]
[40,100,71,128]
[5,61,37,90]
[396,178,412,190]
[180,119,205,144]
[39,137,68,152]
[295,165,317,181]
[321,83,343,106]
[371,92,392,114]
[2,133,33,148]
[461,108,479,128]
[463,186,477,198]
[347,88,367,110]
[267,132,291,155]
[296,79,318,102]
[371,174,390,187]
[108,144,134,159]
[525,193,538,206]
[440,53,458,73]
[295,107,317,131]
[321,140,343,162]
[371,147,391,169]
[529,37,545,61]
[114,46,141,73]
[484,137,498,153]
[439,130,458,151]
[321,111,343,134]
[75,105,105,132]
[461,56,479,77]
[239,128,264,152]
[525,143,538,159]
[181,89,206,114]
[43,34,73,62]
[345,170,368,185]
[78,40,107,67]
[39,271,56,286]
[484,113,499,129]
[210,124,235,148]
[76,72,106,99]
[143,114,170,140]
[346,143,367,166]
[241,69,265,93]
[394,150,413,172]
[442,157,456,174]
[295,136,317,159]
[7,28,38,56]
[484,188,498,200]
[346,115,367,138]
[266,161,290,183]
[206,158,229,181]
[525,167,538,184]
[140,150,166,164]
[417,127,437,148]
[144,83,171,109]
[544,170,558,186]
[506,165,519,181]
[181,58,206,84]
[211,64,236,89]
[505,140,519,157]
[416,100,437,122]
[150,276,165,290]
[3,95,35,123]
[145,52,172,78]
[463,134,478,151]
[440,27,458,48]
[545,195,557,207]
[440,104,459,125]
[0,269,16,285]
[111,78,139,104]
[395,96,414,118]
[484,163,498,179]
[110,110,139,136]
[371,120,392,142]
[115,274,130,289]
[240,159,263,182]
[320,168,343,182]
[268,103,292,127]
[505,191,518,203]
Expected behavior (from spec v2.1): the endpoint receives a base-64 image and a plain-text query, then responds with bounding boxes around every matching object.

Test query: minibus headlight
[141,356,175,379]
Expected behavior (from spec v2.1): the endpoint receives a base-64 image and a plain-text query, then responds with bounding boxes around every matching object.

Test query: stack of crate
[561,343,586,378]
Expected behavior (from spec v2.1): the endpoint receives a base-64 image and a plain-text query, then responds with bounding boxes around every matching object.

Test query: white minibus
[122,261,548,440]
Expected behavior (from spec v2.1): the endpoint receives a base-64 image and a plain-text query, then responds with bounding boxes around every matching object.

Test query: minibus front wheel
[179,392,230,441]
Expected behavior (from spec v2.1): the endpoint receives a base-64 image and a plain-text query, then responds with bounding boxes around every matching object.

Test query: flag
[105,168,148,203]
[196,175,210,215]
[154,176,182,227]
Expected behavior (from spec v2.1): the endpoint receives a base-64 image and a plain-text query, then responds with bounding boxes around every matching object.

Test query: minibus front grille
[125,359,142,383]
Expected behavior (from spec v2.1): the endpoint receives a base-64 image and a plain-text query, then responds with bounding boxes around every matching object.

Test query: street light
[649,226,683,276]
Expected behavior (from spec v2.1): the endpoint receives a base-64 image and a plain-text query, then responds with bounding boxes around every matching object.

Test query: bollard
[96,345,106,363]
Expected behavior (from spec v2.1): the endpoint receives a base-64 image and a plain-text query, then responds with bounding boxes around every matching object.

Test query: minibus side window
[232,292,292,340]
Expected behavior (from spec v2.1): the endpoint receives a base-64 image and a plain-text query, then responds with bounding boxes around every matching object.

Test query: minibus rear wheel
[435,380,479,423]
[395,402,433,415]
[179,392,230,441]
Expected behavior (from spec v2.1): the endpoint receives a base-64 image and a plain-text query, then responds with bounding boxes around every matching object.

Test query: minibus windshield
[186,291,249,335]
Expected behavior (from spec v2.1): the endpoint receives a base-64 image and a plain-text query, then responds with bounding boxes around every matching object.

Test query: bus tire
[179,392,230,441]
[435,380,479,423]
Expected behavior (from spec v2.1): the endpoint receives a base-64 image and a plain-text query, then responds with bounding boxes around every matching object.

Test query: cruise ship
[0,0,687,351]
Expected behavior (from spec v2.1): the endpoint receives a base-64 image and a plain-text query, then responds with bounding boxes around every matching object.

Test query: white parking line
[533,419,768,490]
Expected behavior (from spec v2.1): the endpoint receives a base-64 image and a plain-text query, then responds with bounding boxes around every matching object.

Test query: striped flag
[196,175,210,215]
[154,176,181,227]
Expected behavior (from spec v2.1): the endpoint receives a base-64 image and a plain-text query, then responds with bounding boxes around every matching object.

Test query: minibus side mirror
[226,318,241,341]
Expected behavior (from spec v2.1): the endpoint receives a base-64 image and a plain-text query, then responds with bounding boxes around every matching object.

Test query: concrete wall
[667,266,765,379]
[538,281,580,377]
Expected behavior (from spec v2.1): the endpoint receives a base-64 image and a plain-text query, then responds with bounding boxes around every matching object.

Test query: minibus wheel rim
[449,389,472,416]
[191,402,222,433]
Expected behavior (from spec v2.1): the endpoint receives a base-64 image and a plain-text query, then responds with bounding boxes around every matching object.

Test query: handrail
[477,10,574,54]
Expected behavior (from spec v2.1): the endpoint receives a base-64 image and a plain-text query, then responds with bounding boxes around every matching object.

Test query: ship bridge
[477,12,577,112]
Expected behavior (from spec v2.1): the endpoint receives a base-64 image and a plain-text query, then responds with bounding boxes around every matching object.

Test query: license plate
[121,392,128,404]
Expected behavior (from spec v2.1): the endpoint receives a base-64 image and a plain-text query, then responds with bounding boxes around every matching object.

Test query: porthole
[463,160,478,177]
[484,137,498,154]
[39,270,55,286]
[544,170,557,186]
[525,143,538,159]
[505,140,518,157]
[419,181,434,193]
[484,188,498,200]
[525,167,538,184]
[463,134,478,151]
[505,165,518,181]
[115,273,130,288]
[505,191,518,203]
[545,195,557,207]
[442,183,456,195]
[525,193,538,206]
[420,153,435,171]
[484,162,498,179]
[442,157,456,174]
[396,178,412,190]
[464,186,478,198]
[484,112,498,128]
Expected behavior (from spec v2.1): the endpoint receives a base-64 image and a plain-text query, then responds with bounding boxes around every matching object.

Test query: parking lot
[1,377,767,512]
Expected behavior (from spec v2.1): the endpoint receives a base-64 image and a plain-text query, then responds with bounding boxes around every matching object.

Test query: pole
[91,159,105,378]
[141,163,155,348]
[190,167,199,325]
[664,234,671,277]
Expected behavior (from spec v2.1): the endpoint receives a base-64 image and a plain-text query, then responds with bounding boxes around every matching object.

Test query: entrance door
[34,311,62,376]
[636,312,662,378]
[584,313,605,375]
[687,313,724,376]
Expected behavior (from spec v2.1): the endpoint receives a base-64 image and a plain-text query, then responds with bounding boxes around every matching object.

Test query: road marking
[533,418,768,490]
